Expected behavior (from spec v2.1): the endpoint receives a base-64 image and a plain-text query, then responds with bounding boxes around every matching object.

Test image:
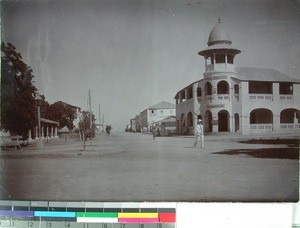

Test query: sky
[2,0,300,131]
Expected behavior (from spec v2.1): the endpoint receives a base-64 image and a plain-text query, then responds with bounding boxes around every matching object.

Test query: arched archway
[187,112,193,127]
[205,82,212,95]
[280,109,299,123]
[180,113,186,134]
[234,113,239,132]
[197,87,202,97]
[217,80,229,94]
[250,109,273,124]
[205,110,212,132]
[218,110,230,132]
[234,84,239,94]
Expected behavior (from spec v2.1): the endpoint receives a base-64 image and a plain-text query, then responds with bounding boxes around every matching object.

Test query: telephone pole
[99,103,101,132]
[88,90,92,129]
[102,114,104,132]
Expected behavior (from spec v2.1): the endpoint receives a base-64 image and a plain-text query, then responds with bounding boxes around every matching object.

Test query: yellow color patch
[118,213,158,218]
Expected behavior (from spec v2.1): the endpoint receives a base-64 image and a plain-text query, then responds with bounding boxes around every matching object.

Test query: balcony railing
[279,95,293,101]
[205,63,235,72]
[250,124,273,132]
[280,124,300,129]
[205,95,212,101]
[249,94,294,101]
[249,94,273,101]
[217,94,230,101]
[234,94,239,101]
[197,97,202,103]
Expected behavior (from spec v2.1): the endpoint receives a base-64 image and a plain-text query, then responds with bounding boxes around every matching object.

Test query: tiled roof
[198,43,241,56]
[173,79,202,99]
[153,115,176,124]
[236,67,300,83]
[57,101,81,109]
[149,101,175,110]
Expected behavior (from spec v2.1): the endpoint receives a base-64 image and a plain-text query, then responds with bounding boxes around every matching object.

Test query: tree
[1,42,37,138]
[106,125,112,135]
[44,101,76,130]
[78,111,96,140]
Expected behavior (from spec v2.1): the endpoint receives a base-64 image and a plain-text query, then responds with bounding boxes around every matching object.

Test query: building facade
[175,19,300,135]
[135,114,141,132]
[130,118,136,132]
[57,101,82,129]
[152,115,177,136]
[140,101,176,132]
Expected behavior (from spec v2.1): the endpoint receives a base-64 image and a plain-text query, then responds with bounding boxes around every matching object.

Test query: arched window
[197,87,202,97]
[187,87,193,99]
[205,82,212,95]
[205,110,212,132]
[217,80,229,94]
[218,110,230,132]
[187,112,193,127]
[234,84,239,94]
[180,113,186,126]
[234,113,239,132]
[280,109,299,123]
[250,109,273,124]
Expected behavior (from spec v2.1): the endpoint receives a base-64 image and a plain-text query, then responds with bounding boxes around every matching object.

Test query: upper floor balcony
[176,81,296,106]
[248,81,294,102]
[248,94,294,102]
[205,63,235,72]
[249,94,273,101]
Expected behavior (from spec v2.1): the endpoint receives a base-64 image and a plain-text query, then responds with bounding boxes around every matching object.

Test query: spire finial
[218,17,221,23]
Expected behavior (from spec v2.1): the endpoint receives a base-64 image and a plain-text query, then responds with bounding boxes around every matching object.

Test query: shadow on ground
[212,138,299,160]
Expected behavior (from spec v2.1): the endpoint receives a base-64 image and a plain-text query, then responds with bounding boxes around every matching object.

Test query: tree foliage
[78,111,96,139]
[106,125,112,135]
[1,42,37,137]
[44,101,76,130]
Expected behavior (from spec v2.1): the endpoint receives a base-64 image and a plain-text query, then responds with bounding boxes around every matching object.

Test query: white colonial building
[140,101,176,132]
[175,19,300,135]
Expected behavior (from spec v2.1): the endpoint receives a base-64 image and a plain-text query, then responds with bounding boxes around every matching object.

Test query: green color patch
[76,212,118,218]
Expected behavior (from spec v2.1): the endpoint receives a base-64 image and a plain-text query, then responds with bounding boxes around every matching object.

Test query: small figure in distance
[152,125,156,140]
[194,118,204,148]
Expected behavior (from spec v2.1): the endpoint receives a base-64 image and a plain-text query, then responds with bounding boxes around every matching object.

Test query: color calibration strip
[0,201,176,227]
[0,211,175,223]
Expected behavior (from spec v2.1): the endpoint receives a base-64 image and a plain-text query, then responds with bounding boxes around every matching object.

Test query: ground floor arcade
[177,108,300,135]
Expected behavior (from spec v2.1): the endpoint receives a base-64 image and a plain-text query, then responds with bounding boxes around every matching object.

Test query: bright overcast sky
[2,0,300,131]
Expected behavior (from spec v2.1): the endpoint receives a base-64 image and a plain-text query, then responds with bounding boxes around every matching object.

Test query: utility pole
[99,103,101,132]
[88,90,92,129]
[102,114,104,132]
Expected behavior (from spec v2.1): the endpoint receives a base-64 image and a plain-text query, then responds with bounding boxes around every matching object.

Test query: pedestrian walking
[152,126,156,140]
[194,119,204,148]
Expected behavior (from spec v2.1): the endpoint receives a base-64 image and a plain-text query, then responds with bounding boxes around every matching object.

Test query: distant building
[152,115,176,136]
[56,101,82,129]
[135,114,141,132]
[140,101,176,132]
[130,118,136,132]
[175,19,300,135]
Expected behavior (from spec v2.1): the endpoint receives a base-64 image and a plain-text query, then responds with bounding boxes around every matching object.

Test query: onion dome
[198,18,240,57]
[207,18,232,46]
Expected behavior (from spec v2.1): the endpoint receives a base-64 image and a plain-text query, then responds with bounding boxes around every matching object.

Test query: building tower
[198,19,241,133]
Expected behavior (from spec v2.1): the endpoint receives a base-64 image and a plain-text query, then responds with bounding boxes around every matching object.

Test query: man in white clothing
[194,118,204,148]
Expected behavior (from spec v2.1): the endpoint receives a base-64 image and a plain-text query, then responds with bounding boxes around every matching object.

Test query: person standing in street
[194,119,204,148]
[152,125,156,140]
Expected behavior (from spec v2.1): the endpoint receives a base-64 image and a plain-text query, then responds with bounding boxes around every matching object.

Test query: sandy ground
[0,132,298,202]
